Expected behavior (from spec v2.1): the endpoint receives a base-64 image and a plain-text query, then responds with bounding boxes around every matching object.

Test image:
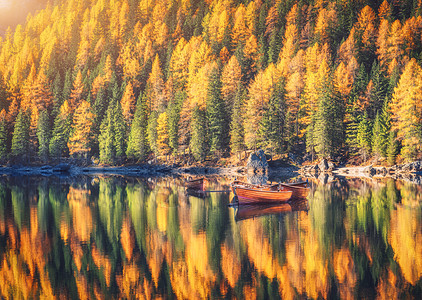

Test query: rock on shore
[246,149,268,173]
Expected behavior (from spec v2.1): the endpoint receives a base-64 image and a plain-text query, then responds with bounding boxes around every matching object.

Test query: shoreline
[0,161,421,182]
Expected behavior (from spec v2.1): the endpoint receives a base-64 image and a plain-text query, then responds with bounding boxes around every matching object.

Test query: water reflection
[0,176,421,298]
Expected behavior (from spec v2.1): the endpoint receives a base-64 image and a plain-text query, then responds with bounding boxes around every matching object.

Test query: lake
[0,174,421,299]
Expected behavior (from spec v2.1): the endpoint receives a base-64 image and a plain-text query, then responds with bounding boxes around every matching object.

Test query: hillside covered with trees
[0,0,422,165]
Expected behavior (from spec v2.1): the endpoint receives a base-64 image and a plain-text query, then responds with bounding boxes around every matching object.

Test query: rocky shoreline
[299,159,422,181]
[0,162,299,179]
[0,155,421,182]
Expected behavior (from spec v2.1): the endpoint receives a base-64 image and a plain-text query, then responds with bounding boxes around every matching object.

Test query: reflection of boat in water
[186,187,206,198]
[235,199,309,221]
[185,177,205,190]
[230,180,309,204]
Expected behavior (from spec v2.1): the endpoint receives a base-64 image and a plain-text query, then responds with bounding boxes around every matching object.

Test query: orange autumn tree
[68,100,95,158]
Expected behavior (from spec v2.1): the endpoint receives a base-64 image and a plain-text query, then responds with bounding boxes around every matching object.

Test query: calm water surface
[0,175,421,299]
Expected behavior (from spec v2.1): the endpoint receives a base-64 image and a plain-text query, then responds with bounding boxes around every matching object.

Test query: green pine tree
[230,85,246,157]
[147,110,159,156]
[37,110,50,161]
[259,79,285,154]
[113,100,126,159]
[0,111,7,161]
[11,109,30,160]
[387,130,400,166]
[356,112,372,162]
[49,102,72,158]
[99,105,115,164]
[313,81,343,159]
[206,66,226,156]
[372,108,389,158]
[167,91,184,154]
[126,93,149,161]
[190,105,207,161]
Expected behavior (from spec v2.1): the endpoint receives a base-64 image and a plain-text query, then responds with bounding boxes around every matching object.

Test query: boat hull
[231,185,292,204]
[279,183,310,198]
[231,180,310,199]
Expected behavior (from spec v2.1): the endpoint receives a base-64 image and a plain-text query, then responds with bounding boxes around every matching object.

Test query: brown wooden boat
[231,182,292,204]
[231,180,309,199]
[278,182,310,198]
[185,177,205,190]
[235,199,308,221]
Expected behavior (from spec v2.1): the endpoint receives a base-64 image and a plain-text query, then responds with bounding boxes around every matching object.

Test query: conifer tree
[113,100,126,160]
[126,94,149,161]
[259,79,286,153]
[356,112,372,162]
[230,85,246,158]
[206,65,226,156]
[372,106,389,159]
[368,62,388,119]
[190,104,207,161]
[167,91,184,154]
[0,110,7,161]
[11,109,30,160]
[387,130,400,165]
[68,100,94,159]
[390,58,422,160]
[156,112,171,158]
[37,109,50,161]
[99,105,115,164]
[306,122,315,162]
[49,101,72,159]
[147,111,159,156]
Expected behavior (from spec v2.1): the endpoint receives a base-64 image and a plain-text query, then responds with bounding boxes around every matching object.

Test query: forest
[0,0,422,165]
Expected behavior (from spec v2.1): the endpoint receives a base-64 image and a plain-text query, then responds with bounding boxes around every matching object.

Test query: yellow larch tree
[221,55,242,110]
[378,0,391,20]
[337,27,357,64]
[356,5,377,52]
[169,37,189,89]
[68,100,95,158]
[244,63,279,149]
[390,58,422,160]
[232,4,248,46]
[121,81,136,126]
[156,111,171,157]
[334,62,353,105]
[188,62,215,110]
[69,70,84,109]
[278,23,298,76]
[387,20,405,74]
[148,55,166,112]
[301,58,331,130]
[314,4,337,45]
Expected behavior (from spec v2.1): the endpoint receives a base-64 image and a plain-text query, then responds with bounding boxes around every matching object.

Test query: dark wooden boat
[278,182,310,198]
[185,178,205,190]
[231,182,292,204]
[235,199,308,221]
[231,180,309,199]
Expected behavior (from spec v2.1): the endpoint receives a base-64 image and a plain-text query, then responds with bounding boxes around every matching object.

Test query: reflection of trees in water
[0,176,421,298]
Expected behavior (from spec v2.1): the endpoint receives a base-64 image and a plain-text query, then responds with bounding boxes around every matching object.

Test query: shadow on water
[0,174,421,298]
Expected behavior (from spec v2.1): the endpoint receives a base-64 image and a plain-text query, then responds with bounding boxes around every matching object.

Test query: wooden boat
[185,177,205,190]
[235,199,308,221]
[231,182,292,204]
[279,182,310,198]
[231,180,309,199]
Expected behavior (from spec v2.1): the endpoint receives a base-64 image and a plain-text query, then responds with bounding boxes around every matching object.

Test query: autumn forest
[0,0,422,165]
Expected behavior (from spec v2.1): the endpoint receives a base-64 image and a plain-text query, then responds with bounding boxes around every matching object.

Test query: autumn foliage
[1,0,422,163]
